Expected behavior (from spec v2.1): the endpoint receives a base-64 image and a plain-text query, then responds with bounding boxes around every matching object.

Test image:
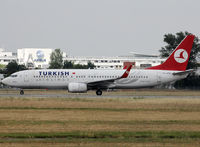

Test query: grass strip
[0,120,200,125]
[0,107,200,112]
[0,131,200,140]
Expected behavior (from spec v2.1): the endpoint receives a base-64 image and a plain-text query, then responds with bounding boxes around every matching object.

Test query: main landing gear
[96,89,102,96]
[20,89,24,95]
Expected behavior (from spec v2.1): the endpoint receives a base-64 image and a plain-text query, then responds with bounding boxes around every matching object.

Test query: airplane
[2,35,195,95]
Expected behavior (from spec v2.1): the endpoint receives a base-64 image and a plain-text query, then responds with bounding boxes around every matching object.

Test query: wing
[87,65,132,89]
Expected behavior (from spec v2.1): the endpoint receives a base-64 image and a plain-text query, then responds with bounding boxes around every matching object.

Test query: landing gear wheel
[20,90,24,95]
[96,90,102,96]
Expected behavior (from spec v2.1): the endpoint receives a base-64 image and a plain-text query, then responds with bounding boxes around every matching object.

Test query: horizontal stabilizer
[172,69,195,75]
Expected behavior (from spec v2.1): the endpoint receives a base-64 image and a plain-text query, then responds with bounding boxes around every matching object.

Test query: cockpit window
[10,74,18,77]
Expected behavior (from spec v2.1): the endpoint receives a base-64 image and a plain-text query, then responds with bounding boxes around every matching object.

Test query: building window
[3,60,10,62]
[140,64,152,68]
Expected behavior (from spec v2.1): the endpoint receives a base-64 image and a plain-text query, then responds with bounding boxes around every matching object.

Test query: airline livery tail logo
[174,49,188,63]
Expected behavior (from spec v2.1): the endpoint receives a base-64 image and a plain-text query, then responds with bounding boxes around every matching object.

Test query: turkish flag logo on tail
[174,49,188,63]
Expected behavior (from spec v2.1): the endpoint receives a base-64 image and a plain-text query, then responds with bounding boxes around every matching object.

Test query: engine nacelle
[68,83,87,93]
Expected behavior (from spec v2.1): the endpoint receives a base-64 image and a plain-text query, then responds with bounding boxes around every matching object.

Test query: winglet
[121,65,132,78]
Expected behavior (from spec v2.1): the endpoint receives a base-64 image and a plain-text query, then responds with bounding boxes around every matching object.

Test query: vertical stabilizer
[147,35,195,71]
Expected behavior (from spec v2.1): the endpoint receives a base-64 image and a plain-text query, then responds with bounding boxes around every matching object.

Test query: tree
[49,49,63,69]
[87,61,95,69]
[159,31,200,69]
[5,61,27,76]
[73,64,88,69]
[63,61,74,69]
[0,64,5,69]
[63,60,96,69]
[0,64,6,75]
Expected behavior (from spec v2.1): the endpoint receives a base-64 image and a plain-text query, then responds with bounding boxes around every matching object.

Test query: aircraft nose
[2,78,9,85]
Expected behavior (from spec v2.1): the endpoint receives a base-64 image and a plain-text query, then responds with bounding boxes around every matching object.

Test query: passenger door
[24,74,29,82]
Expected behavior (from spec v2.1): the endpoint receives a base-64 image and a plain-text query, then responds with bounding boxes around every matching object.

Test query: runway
[0,90,200,99]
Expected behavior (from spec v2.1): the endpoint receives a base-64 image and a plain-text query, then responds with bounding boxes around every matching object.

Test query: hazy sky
[0,0,199,56]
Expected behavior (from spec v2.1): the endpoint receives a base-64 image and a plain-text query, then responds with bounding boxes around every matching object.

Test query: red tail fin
[147,35,195,71]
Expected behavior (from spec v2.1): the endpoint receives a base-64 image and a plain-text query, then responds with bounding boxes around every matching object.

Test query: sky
[0,0,199,57]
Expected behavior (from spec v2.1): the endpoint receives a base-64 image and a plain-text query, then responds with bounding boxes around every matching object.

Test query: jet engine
[68,83,87,93]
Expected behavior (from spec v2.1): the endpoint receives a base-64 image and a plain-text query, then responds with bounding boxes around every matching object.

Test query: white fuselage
[2,69,187,90]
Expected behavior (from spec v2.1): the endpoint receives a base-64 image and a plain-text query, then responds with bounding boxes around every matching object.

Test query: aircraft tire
[96,90,102,96]
[20,90,24,95]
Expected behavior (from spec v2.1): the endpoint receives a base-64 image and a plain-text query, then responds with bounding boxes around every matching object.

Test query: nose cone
[2,78,9,86]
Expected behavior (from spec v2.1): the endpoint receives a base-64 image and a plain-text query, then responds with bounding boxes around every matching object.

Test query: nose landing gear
[96,89,102,96]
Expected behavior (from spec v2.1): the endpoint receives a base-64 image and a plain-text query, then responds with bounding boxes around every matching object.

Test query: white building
[0,47,165,70]
[17,48,67,69]
[15,48,165,69]
[0,48,17,65]
[17,48,53,68]
[64,53,165,69]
